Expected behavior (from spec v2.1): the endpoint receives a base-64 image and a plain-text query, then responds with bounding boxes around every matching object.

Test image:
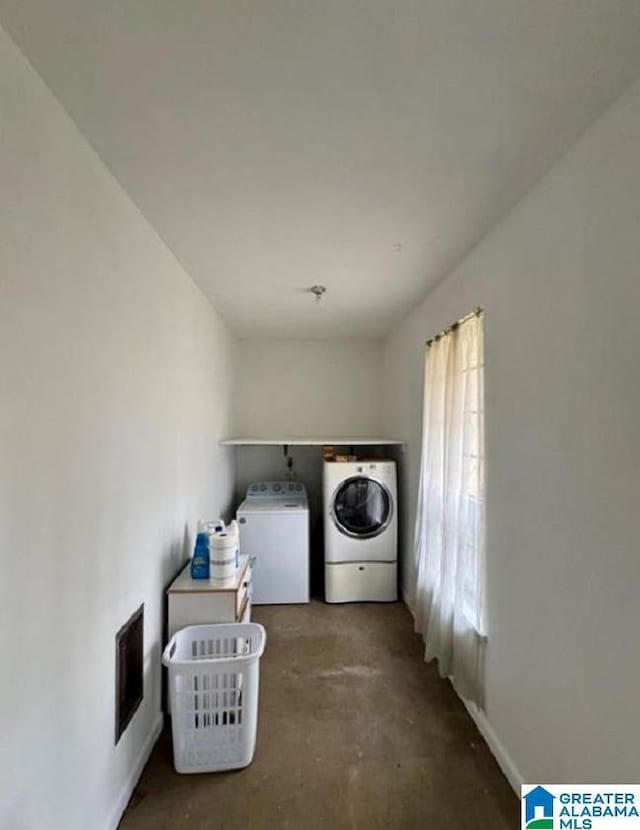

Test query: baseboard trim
[104,712,163,830]
[400,583,413,614]
[400,593,523,794]
[461,698,523,794]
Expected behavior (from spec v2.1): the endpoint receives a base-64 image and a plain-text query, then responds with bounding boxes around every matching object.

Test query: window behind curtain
[461,332,485,632]
[413,309,486,702]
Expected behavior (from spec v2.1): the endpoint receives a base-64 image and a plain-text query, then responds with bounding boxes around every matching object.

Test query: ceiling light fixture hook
[310,284,326,304]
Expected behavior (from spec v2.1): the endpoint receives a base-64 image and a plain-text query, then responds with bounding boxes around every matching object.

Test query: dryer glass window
[333,477,390,538]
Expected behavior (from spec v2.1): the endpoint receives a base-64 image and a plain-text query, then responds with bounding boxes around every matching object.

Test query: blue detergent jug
[190,530,210,579]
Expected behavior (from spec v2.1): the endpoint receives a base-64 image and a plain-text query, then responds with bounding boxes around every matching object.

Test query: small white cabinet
[167,555,251,639]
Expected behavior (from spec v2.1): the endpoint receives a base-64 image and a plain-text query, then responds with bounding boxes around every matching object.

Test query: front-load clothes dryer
[237,481,309,604]
[323,460,397,603]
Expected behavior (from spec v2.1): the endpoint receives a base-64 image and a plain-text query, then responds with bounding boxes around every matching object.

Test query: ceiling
[2,2,640,338]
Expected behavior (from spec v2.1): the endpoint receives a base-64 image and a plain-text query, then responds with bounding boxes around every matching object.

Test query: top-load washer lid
[238,497,307,515]
[331,476,392,539]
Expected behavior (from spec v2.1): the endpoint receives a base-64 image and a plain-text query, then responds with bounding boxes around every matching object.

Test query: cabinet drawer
[239,596,251,623]
[236,569,252,618]
[168,592,236,639]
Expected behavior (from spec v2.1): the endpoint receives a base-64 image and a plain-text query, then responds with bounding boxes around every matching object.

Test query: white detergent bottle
[210,528,238,580]
[226,519,240,568]
[203,518,225,536]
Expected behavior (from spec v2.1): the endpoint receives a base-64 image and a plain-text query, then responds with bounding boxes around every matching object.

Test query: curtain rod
[425,306,483,347]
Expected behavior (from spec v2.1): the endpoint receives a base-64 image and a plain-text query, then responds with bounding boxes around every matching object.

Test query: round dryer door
[332,476,392,539]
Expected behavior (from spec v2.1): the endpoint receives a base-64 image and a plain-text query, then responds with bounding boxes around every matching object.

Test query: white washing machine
[237,481,309,604]
[324,460,397,603]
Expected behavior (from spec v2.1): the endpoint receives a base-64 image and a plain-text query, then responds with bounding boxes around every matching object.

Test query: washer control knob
[273,483,282,492]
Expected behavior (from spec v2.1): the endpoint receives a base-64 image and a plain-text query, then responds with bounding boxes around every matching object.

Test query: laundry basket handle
[162,636,178,666]
[162,623,267,667]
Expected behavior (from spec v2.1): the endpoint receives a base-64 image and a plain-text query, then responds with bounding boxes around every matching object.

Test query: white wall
[233,338,383,438]
[383,80,640,786]
[0,26,235,830]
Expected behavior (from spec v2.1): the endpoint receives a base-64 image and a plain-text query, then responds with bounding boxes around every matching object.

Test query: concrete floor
[120,601,518,829]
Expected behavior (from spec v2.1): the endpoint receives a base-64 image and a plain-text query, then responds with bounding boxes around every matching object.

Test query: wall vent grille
[115,604,144,743]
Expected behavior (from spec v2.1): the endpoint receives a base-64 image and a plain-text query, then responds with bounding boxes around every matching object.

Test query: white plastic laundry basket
[162,623,266,773]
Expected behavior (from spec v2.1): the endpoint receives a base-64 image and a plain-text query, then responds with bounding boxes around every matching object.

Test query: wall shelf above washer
[220,437,405,448]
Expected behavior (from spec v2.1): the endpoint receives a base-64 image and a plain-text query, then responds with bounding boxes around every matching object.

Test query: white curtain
[413,312,486,704]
